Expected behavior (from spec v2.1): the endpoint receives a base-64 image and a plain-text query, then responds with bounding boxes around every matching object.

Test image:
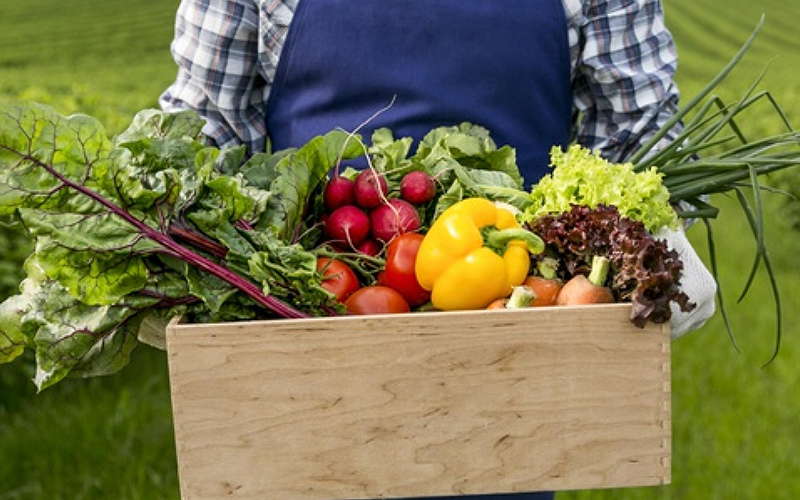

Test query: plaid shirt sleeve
[159,0,280,154]
[565,0,682,162]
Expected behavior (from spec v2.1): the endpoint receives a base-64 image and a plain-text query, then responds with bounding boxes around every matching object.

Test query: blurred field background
[1,0,799,499]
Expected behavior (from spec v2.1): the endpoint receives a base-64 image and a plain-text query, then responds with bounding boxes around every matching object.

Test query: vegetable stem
[505,285,536,309]
[486,227,545,254]
[587,255,611,287]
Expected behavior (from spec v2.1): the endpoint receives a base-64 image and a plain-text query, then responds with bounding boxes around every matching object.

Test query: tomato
[344,285,410,315]
[317,257,360,302]
[381,233,431,307]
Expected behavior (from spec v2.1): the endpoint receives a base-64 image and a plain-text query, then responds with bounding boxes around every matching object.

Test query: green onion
[631,15,800,364]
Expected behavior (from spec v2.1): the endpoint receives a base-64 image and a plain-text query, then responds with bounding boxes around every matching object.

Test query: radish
[369,198,421,242]
[323,205,371,246]
[356,238,383,257]
[353,169,388,209]
[323,176,355,211]
[400,170,436,205]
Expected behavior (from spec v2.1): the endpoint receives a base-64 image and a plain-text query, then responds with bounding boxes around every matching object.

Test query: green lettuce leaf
[523,145,678,233]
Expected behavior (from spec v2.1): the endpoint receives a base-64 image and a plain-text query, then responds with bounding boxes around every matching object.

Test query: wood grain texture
[166,303,670,500]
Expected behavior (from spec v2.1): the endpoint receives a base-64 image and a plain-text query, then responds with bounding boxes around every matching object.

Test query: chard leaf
[0,103,113,215]
[115,108,207,145]
[214,220,258,257]
[0,294,33,363]
[247,130,363,240]
[0,103,317,388]
[187,175,268,234]
[108,150,187,211]
[137,315,172,350]
[23,230,151,306]
[246,233,339,315]
[6,278,141,391]
[185,271,239,315]
[153,252,238,316]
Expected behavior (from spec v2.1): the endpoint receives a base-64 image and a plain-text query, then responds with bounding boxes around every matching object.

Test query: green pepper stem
[485,228,544,254]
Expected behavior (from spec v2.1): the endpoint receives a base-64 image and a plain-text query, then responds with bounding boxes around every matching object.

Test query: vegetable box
[165,303,671,500]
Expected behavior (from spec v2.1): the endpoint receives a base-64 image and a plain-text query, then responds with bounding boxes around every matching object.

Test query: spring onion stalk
[629,15,800,363]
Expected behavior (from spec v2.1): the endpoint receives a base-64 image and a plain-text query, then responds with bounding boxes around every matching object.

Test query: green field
[1,0,800,499]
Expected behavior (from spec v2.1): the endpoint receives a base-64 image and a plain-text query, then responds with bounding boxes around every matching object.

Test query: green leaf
[27,235,150,306]
[0,102,113,215]
[251,130,362,240]
[523,145,678,233]
[416,122,523,187]
[0,294,33,363]
[187,175,268,234]
[2,278,141,391]
[246,233,338,315]
[115,108,207,145]
[155,253,239,316]
[368,128,414,173]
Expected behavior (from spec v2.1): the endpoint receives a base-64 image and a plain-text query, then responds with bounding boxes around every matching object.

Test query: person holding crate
[160,0,717,498]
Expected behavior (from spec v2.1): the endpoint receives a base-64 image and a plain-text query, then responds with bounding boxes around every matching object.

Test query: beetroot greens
[0,104,359,389]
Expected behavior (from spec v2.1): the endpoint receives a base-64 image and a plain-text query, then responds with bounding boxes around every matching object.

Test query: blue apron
[265,0,573,187]
[266,3,567,498]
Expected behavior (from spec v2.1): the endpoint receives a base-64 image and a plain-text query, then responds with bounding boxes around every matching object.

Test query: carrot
[555,255,615,306]
[522,275,563,307]
[486,298,508,310]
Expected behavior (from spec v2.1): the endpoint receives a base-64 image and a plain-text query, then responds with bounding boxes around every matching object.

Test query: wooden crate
[166,303,671,500]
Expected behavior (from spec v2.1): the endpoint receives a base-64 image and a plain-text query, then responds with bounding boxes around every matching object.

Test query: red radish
[353,169,388,208]
[556,256,615,306]
[323,205,371,246]
[369,198,422,242]
[400,171,436,204]
[356,238,382,257]
[323,176,355,211]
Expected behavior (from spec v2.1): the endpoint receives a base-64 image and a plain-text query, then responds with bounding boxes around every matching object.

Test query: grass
[0,0,180,132]
[1,0,800,499]
[0,350,177,500]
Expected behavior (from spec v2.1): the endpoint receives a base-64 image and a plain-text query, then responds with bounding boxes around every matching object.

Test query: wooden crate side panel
[166,305,670,500]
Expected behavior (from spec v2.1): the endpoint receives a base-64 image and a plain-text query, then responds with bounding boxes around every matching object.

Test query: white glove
[655,226,717,339]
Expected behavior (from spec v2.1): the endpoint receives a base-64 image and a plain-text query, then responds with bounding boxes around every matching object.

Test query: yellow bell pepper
[415,198,544,310]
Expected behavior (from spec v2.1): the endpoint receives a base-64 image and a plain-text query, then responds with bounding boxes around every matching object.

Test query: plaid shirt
[160,0,681,163]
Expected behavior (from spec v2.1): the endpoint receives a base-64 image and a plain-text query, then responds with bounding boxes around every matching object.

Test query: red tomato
[317,257,360,302]
[344,285,410,315]
[381,233,431,307]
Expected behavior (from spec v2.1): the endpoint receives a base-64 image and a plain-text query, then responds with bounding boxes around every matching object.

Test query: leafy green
[522,145,678,233]
[0,101,537,389]
[0,103,349,389]
[244,132,363,241]
[368,122,525,223]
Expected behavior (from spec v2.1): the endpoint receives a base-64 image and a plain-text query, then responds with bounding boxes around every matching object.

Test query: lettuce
[523,145,678,233]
